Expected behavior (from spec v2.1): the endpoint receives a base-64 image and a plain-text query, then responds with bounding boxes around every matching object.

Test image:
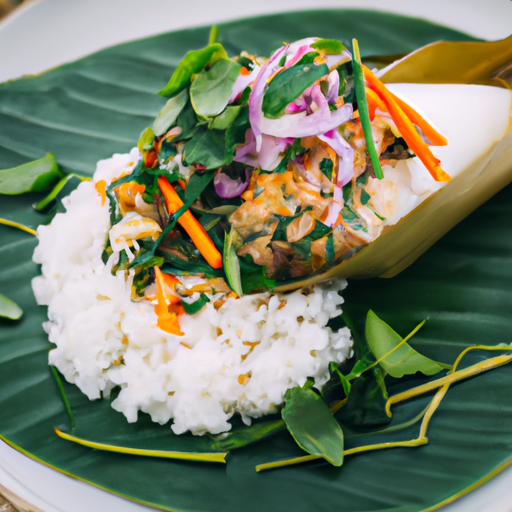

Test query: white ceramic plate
[1,1,511,511]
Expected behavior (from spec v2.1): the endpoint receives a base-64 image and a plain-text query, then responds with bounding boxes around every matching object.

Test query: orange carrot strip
[157,177,223,269]
[365,87,387,121]
[154,266,184,336]
[362,65,450,182]
[390,92,447,146]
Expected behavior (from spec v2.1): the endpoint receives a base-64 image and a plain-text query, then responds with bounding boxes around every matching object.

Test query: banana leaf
[2,9,512,512]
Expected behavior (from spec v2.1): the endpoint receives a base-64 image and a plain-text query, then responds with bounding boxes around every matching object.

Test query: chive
[50,366,75,429]
[351,39,384,180]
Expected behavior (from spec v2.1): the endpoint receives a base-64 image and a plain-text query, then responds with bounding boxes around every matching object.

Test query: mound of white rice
[32,150,352,435]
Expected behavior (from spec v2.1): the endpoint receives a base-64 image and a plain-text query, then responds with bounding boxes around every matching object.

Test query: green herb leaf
[0,154,63,195]
[329,361,351,397]
[210,105,242,130]
[190,59,241,117]
[183,127,227,169]
[365,310,446,378]
[337,61,355,104]
[351,39,383,179]
[0,293,23,320]
[311,39,346,55]
[282,387,344,466]
[319,158,333,179]
[224,105,250,165]
[223,226,243,297]
[181,293,210,315]
[159,43,229,97]
[337,366,390,428]
[160,253,223,278]
[153,88,189,136]
[137,127,155,152]
[262,62,329,119]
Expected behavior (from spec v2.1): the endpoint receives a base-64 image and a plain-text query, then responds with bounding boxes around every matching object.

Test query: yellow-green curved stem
[386,347,512,417]
[0,217,36,236]
[54,428,227,463]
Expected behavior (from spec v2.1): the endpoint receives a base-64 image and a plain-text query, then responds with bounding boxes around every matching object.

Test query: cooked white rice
[32,150,352,435]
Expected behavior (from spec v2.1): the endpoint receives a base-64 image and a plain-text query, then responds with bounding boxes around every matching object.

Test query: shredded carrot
[240,66,251,76]
[95,180,107,206]
[362,65,450,182]
[153,266,184,336]
[157,177,223,269]
[389,92,448,146]
[365,87,387,121]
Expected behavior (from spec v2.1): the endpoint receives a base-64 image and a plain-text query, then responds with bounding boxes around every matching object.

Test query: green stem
[34,173,91,211]
[351,38,384,179]
[50,366,75,429]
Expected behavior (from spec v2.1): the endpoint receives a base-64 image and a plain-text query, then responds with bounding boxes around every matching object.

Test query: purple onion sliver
[327,70,340,104]
[228,64,261,104]
[213,171,249,199]
[259,102,353,139]
[248,44,288,152]
[318,130,354,187]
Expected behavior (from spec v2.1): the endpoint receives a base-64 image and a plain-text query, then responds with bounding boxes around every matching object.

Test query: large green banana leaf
[2,9,511,512]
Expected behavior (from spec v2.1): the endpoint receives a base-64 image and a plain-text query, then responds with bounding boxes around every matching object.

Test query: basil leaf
[282,387,344,466]
[183,127,227,169]
[210,105,242,130]
[0,293,23,320]
[262,62,329,119]
[224,105,250,165]
[153,88,189,136]
[181,293,210,315]
[173,102,198,142]
[365,310,446,378]
[190,59,241,117]
[336,310,390,428]
[311,39,346,55]
[336,367,390,428]
[159,43,228,97]
[0,154,63,195]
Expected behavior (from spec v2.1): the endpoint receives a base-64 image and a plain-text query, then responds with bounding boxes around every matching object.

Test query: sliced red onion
[249,44,289,152]
[234,129,293,171]
[318,129,354,187]
[333,185,343,203]
[284,43,315,68]
[228,63,261,104]
[258,92,353,139]
[326,70,340,104]
[213,169,250,199]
